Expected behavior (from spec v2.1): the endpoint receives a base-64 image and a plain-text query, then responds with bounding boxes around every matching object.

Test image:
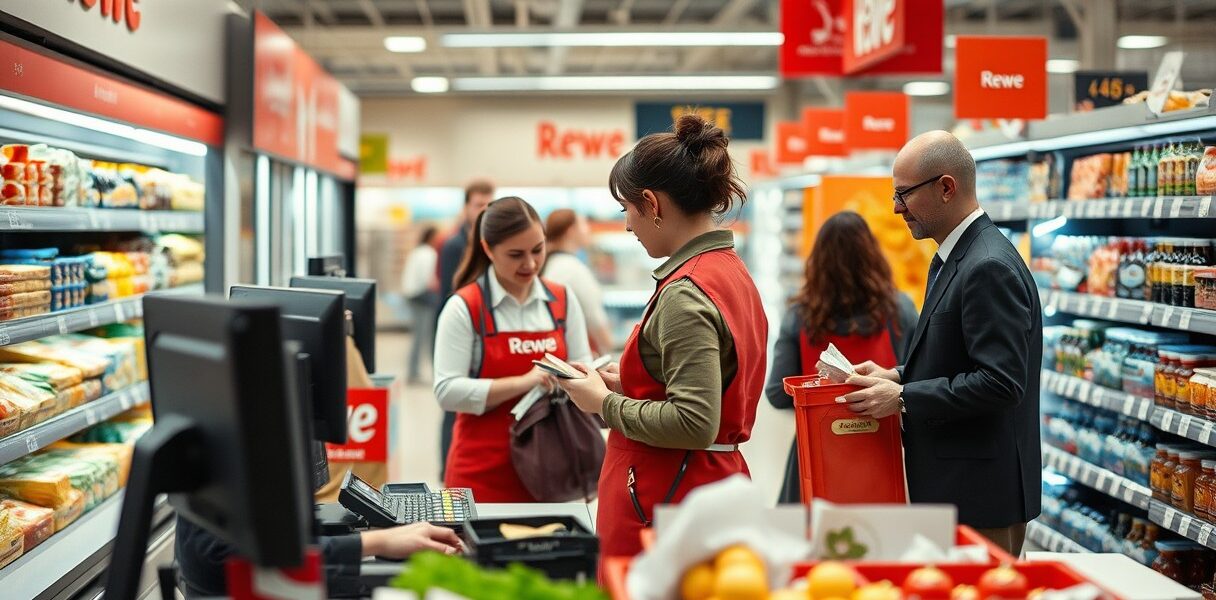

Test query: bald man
[841,131,1042,556]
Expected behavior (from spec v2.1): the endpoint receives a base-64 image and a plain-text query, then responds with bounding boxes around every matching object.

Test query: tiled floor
[377,331,795,505]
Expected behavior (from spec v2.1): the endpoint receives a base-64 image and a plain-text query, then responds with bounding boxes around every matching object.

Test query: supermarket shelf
[1041,446,1152,510]
[1151,407,1216,448]
[1149,499,1216,551]
[1026,521,1092,554]
[1041,370,1153,422]
[1026,197,1214,220]
[983,201,1030,223]
[0,207,204,233]
[0,283,204,348]
[1039,288,1216,336]
[0,382,149,466]
[0,492,173,599]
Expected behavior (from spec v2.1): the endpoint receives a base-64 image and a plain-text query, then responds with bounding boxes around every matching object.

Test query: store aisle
[378,331,794,504]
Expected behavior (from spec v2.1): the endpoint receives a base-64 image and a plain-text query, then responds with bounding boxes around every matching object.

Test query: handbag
[509,388,606,502]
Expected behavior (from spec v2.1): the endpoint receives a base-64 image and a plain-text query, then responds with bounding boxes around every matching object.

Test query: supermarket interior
[2,1,1216,599]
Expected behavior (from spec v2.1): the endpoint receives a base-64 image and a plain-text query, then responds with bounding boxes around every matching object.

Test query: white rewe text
[862,116,895,132]
[980,70,1025,89]
[508,337,559,355]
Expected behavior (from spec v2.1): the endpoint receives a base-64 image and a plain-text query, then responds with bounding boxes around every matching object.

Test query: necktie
[925,254,944,303]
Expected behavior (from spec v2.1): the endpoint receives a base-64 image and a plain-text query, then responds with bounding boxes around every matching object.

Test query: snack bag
[0,498,54,551]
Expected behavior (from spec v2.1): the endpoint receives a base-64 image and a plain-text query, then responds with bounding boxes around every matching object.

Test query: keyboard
[388,488,476,526]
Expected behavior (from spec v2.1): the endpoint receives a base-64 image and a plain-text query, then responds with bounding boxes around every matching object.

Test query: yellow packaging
[49,488,85,532]
[0,513,24,569]
[0,472,73,508]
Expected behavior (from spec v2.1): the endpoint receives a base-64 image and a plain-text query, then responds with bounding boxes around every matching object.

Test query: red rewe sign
[781,0,941,76]
[843,0,905,74]
[76,0,142,32]
[844,91,908,150]
[536,122,626,159]
[954,36,1048,120]
[802,107,847,157]
[326,388,389,463]
[775,121,810,165]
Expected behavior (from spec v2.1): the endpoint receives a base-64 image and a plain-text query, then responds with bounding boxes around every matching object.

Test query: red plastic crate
[784,375,907,505]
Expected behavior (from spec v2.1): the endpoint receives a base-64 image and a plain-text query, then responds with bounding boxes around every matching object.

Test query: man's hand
[554,363,612,415]
[362,523,463,559]
[854,361,900,383]
[841,374,903,419]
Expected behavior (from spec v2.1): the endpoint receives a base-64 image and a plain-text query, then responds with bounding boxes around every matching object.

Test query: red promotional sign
[536,122,626,160]
[802,108,847,157]
[775,121,811,165]
[0,39,222,145]
[843,0,906,74]
[325,388,389,463]
[845,91,909,150]
[253,12,352,178]
[954,36,1048,120]
[749,149,779,179]
[781,0,942,77]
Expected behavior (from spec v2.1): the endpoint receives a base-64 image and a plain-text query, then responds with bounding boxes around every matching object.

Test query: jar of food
[1164,448,1184,505]
[1197,460,1216,521]
[1190,358,1216,416]
[1160,348,1182,409]
[1174,451,1203,510]
[1180,351,1216,415]
[1198,368,1216,419]
[1152,444,1175,500]
[1198,269,1216,311]
[1154,541,1186,580]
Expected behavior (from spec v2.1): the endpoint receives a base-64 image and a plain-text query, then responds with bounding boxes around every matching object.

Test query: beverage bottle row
[1125,140,1206,197]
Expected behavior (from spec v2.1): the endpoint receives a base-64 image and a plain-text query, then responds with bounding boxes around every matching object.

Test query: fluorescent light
[384,36,427,53]
[970,115,1216,160]
[411,77,450,93]
[442,31,784,48]
[903,81,950,96]
[1033,215,1068,238]
[131,129,208,156]
[451,75,779,92]
[1047,59,1080,74]
[0,93,209,156]
[1118,35,1168,49]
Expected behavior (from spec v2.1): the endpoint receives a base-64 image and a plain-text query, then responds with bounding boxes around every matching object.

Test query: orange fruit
[714,563,768,600]
[680,562,715,600]
[714,545,765,572]
[807,561,859,599]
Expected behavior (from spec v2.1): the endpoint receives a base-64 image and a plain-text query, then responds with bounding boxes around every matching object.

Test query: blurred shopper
[764,211,918,504]
[433,197,593,501]
[543,209,615,354]
[556,115,767,561]
[401,226,440,383]
[843,131,1042,555]
[436,179,494,480]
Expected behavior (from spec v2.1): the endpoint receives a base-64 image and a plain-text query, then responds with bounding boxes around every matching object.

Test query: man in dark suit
[842,131,1042,556]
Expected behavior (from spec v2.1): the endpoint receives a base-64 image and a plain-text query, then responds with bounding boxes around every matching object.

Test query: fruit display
[0,143,203,210]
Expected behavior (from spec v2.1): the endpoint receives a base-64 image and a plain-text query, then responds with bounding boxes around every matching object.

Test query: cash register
[338,471,478,532]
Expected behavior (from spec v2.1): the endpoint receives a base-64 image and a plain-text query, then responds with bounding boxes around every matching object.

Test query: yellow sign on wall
[360,133,389,174]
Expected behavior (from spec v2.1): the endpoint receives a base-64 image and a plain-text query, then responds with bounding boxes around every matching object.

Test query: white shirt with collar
[936,207,986,262]
[433,271,592,415]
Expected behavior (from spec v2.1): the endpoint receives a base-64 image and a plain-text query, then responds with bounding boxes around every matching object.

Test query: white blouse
[433,273,592,415]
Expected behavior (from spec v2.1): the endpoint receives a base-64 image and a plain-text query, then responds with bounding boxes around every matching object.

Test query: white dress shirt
[433,272,592,415]
[400,244,438,298]
[542,252,609,333]
[936,207,986,262]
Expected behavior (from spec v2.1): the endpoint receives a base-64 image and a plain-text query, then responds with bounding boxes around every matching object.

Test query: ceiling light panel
[449,75,780,92]
[441,31,784,48]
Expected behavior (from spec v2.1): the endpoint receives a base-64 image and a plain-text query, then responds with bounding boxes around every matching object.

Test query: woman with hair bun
[557,115,768,560]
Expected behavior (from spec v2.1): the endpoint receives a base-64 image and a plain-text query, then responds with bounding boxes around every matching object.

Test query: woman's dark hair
[544,208,578,244]
[419,225,439,246]
[791,211,900,343]
[452,196,542,291]
[608,113,747,219]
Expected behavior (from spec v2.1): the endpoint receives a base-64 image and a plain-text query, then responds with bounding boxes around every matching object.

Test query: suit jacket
[898,214,1042,529]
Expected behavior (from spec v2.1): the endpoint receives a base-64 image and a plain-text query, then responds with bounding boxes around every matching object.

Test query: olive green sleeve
[600,279,732,449]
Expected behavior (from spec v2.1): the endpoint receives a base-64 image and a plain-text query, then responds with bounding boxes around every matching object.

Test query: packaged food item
[0,513,23,569]
[0,469,73,509]
[0,498,54,551]
[0,279,52,295]
[0,265,50,284]
[0,341,110,378]
[0,372,57,424]
[0,181,25,205]
[47,488,84,531]
[0,161,26,183]
[0,290,52,311]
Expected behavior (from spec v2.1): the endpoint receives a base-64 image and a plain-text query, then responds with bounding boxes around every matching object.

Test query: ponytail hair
[452,197,542,291]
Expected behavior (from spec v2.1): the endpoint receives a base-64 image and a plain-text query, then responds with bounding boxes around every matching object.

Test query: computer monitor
[229,285,348,444]
[307,255,346,277]
[105,296,312,600]
[289,275,377,373]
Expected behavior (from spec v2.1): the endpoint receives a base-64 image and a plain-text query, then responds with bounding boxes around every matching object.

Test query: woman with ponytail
[432,197,593,502]
[556,115,768,560]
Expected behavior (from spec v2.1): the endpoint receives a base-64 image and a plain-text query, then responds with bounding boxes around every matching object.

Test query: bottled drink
[1147,144,1160,197]
[1159,142,1176,196]
[1129,146,1142,197]
[1186,140,1202,196]
[1118,239,1147,299]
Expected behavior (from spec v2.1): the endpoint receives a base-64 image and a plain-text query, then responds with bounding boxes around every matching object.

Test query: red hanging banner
[776,121,811,165]
[802,108,848,157]
[844,91,909,150]
[780,0,942,77]
[954,36,1048,120]
[842,0,906,75]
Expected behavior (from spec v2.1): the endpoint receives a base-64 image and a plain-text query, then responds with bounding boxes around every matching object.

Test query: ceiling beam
[463,0,499,74]
[546,0,585,75]
[680,0,761,72]
[357,0,387,27]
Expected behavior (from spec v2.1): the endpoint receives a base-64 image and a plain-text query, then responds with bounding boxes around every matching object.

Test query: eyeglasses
[893,174,944,209]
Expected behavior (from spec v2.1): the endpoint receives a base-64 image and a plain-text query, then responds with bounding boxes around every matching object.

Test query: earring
[653,216,663,229]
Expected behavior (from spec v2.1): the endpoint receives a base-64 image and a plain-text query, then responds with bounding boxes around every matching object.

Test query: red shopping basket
[784,375,907,505]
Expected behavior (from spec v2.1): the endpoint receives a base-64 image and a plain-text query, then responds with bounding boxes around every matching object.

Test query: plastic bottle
[1148,143,1161,197]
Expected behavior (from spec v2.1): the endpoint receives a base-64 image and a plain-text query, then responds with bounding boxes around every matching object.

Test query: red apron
[443,274,569,503]
[596,247,768,560]
[798,325,898,375]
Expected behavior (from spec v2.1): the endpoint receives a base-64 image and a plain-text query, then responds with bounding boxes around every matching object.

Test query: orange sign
[844,91,908,150]
[775,121,811,165]
[843,0,906,74]
[326,389,390,463]
[954,36,1048,120]
[802,108,847,157]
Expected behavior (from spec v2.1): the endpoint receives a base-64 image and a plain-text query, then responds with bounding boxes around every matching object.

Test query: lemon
[806,561,859,599]
[714,563,768,600]
[714,545,765,571]
[680,562,715,600]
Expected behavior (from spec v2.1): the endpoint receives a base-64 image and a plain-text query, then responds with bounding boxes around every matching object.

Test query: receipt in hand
[818,343,856,383]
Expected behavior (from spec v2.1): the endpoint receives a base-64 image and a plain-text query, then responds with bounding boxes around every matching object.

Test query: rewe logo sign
[326,389,389,463]
[537,122,625,160]
[954,36,1047,120]
[508,337,559,355]
[76,0,142,32]
[844,91,908,150]
[801,108,847,157]
[842,0,904,74]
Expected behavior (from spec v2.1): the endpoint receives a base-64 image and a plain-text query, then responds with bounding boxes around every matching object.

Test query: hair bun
[674,114,727,153]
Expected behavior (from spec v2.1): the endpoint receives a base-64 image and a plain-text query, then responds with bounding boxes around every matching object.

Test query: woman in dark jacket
[765,211,918,504]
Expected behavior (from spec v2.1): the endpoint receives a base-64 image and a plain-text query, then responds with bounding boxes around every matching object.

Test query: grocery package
[155,234,205,287]
[1033,236,1215,307]
[1199,147,1216,196]
[0,339,109,379]
[0,371,57,425]
[1123,88,1211,112]
[0,466,74,509]
[0,264,50,286]
[0,513,22,569]
[976,159,1031,203]
[0,498,54,551]
[1067,153,1113,200]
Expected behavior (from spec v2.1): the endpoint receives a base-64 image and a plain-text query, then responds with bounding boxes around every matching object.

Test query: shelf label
[1125,199,1138,217]
[1171,197,1185,218]
[1106,299,1120,319]
[1138,402,1151,421]
[114,302,126,323]
[1076,296,1090,314]
[1163,411,1176,430]
[1181,415,1196,435]
[1201,524,1213,547]
[1121,482,1137,503]
[1180,311,1193,331]
[85,406,99,426]
[1142,199,1154,217]
[120,390,134,410]
[1162,306,1177,328]
[25,434,37,454]
[0,325,9,346]
[1096,470,1111,490]
[87,310,99,328]
[1165,507,1180,529]
[1200,197,1212,218]
[1202,426,1215,446]
[1122,396,1135,415]
[1140,304,1155,324]
[133,301,144,318]
[87,211,100,230]
[1047,292,1059,314]
[1067,378,1081,397]
[1078,383,1093,403]
[1154,197,1165,218]
[57,316,68,335]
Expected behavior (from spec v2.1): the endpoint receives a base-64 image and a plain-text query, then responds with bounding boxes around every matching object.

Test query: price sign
[1096,470,1110,490]
[1201,524,1213,547]
[1154,198,1165,218]
[1078,383,1093,403]
[85,406,99,426]
[1138,402,1151,421]
[1141,200,1154,217]
[1200,197,1212,218]
[133,301,144,318]
[1074,71,1149,110]
[1171,197,1184,218]
[114,302,126,323]
[1202,426,1215,446]
[1106,299,1120,319]
[87,310,99,328]
[1140,304,1155,324]
[1181,415,1195,435]
[1124,198,1137,217]
[1163,410,1176,430]
[25,435,38,454]
[1163,307,1177,328]
[1047,292,1059,314]
[1179,311,1193,331]
[120,390,134,410]
[1121,482,1137,503]
[1165,507,1181,529]
[1122,396,1136,415]
[87,211,100,230]
[1076,296,1090,314]
[57,316,68,335]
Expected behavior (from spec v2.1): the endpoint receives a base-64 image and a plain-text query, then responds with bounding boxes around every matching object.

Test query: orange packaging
[0,498,54,551]
[784,375,907,505]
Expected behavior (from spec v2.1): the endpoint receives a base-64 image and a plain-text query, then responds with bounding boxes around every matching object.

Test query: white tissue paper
[625,475,812,600]
[809,500,991,563]
[818,343,857,383]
